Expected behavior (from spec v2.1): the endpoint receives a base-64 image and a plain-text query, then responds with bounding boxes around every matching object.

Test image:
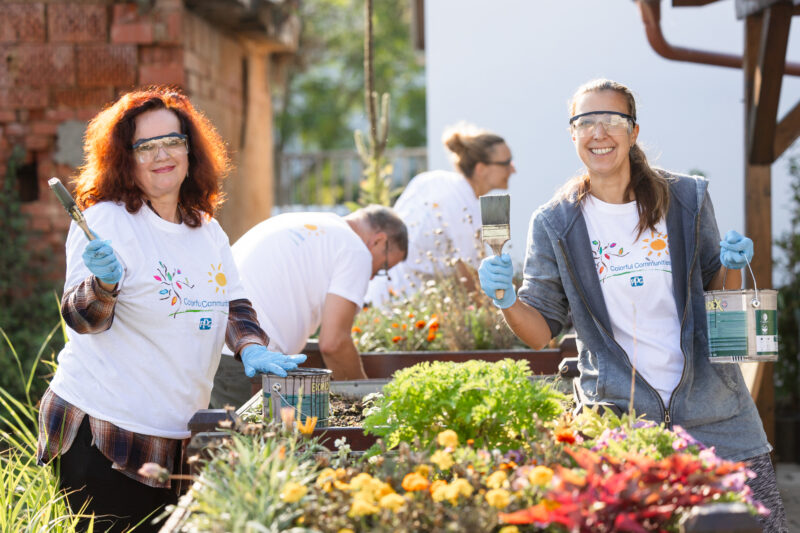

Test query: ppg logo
[199,317,212,330]
[630,276,644,287]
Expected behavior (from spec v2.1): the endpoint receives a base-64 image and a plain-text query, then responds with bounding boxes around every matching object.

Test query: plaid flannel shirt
[38,275,269,488]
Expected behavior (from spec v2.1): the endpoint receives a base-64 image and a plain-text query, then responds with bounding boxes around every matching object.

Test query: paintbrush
[480,194,510,299]
[48,177,95,241]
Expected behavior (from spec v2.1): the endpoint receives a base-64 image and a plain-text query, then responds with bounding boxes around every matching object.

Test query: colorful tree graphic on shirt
[592,240,631,277]
[154,261,195,318]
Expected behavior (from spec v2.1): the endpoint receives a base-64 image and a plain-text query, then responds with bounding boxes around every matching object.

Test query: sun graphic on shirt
[303,223,325,236]
[641,230,669,258]
[207,263,227,294]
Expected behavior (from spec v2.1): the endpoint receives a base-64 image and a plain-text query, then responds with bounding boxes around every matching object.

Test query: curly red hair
[74,86,230,227]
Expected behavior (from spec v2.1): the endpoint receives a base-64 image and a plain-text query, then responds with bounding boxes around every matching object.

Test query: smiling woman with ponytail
[478,78,788,532]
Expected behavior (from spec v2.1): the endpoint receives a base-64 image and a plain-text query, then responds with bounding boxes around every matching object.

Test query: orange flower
[415,320,426,329]
[554,428,576,444]
[392,323,399,328]
[426,330,436,342]
[401,472,430,492]
[466,439,474,446]
[351,326,362,333]
[401,324,407,330]
[392,335,402,343]
[407,312,415,319]
[373,317,380,323]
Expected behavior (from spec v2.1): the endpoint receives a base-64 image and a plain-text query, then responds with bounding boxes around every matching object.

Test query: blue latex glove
[240,345,307,378]
[720,230,754,270]
[478,253,517,309]
[82,237,123,285]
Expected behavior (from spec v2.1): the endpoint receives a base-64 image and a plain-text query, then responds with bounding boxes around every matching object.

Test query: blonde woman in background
[365,123,515,306]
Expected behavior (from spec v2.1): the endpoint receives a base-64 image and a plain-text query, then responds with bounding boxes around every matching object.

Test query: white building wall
[425,0,800,283]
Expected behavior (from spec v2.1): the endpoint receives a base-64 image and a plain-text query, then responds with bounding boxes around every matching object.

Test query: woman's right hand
[478,253,516,309]
[82,238,123,286]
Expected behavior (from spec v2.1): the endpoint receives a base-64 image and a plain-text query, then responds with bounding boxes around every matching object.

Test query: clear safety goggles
[569,111,634,138]
[131,133,189,164]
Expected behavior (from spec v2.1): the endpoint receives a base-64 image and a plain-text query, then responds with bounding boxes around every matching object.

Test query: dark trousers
[56,417,178,533]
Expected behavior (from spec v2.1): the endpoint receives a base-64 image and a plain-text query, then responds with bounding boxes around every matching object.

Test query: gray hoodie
[518,171,769,461]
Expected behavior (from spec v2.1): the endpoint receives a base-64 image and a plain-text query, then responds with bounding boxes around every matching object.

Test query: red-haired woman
[36,87,305,532]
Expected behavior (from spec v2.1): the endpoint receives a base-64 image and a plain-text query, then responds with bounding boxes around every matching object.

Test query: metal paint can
[705,286,779,363]
[262,368,332,427]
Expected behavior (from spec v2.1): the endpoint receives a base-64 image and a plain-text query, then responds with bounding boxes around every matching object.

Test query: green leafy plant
[0,145,64,405]
[775,153,800,413]
[362,359,567,452]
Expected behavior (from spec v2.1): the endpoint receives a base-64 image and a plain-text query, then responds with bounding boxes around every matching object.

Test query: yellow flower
[333,480,351,491]
[485,488,511,509]
[430,450,454,471]
[498,527,520,533]
[450,478,474,498]
[370,479,394,499]
[348,493,379,517]
[349,473,374,491]
[437,429,459,449]
[431,481,449,502]
[316,468,337,492]
[528,465,554,487]
[401,472,430,492]
[337,529,355,533]
[296,416,318,436]
[485,470,508,489]
[379,492,406,512]
[280,481,307,503]
[415,464,431,478]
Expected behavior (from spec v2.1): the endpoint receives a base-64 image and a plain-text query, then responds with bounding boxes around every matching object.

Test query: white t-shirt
[581,194,683,405]
[365,170,481,305]
[226,212,372,356]
[51,202,246,439]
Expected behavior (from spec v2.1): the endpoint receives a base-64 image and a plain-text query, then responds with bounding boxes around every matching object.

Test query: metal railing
[274,147,427,209]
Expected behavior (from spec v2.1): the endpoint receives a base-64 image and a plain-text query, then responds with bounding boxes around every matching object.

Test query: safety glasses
[569,111,634,138]
[131,133,189,164]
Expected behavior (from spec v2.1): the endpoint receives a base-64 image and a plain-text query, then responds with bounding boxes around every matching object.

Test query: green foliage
[775,153,800,411]
[362,359,567,453]
[0,146,64,405]
[273,0,426,153]
[352,270,519,352]
[0,326,91,532]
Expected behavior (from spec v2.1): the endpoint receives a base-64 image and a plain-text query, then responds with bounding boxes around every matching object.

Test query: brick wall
[0,0,254,280]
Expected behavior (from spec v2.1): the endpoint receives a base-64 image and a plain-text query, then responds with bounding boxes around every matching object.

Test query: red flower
[392,335,402,343]
[415,320,426,329]
[554,428,576,444]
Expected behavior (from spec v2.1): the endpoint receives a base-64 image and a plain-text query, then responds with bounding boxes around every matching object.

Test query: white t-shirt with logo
[51,202,247,439]
[226,212,372,356]
[581,194,683,405]
[365,170,481,305]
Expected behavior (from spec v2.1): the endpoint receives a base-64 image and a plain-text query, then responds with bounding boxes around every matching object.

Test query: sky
[425,0,800,283]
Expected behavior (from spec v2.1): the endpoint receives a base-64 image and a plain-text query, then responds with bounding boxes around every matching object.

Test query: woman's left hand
[719,230,754,270]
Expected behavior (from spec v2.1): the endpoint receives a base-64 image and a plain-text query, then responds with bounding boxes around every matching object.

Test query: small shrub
[362,359,566,452]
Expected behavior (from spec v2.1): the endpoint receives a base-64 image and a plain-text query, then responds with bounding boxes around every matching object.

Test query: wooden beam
[743,13,774,448]
[747,2,792,165]
[775,99,800,158]
[672,0,721,6]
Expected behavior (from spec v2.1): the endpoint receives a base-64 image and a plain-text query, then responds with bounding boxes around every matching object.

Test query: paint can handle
[722,257,759,307]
